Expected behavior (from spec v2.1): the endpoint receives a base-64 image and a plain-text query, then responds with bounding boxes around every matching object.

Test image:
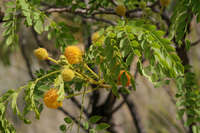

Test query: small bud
[34,48,48,60]
[61,68,75,82]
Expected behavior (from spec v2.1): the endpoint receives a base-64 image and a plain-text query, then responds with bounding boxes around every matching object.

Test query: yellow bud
[61,68,75,82]
[92,32,100,42]
[115,5,126,17]
[34,48,48,60]
[43,89,62,109]
[64,45,82,64]
[91,32,104,45]
[160,0,171,7]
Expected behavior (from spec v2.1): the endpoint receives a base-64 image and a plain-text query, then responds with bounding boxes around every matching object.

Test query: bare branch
[191,39,200,46]
[19,35,35,79]
[0,10,4,23]
[110,100,125,114]
[122,94,145,133]
[45,7,86,14]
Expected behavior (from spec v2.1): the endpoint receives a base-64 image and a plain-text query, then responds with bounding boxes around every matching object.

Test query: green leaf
[119,38,129,48]
[34,19,43,34]
[96,123,110,131]
[59,124,66,131]
[6,35,13,46]
[89,115,102,123]
[130,77,136,90]
[185,39,191,51]
[121,72,128,87]
[83,122,89,130]
[89,129,97,133]
[133,49,141,57]
[131,40,139,47]
[38,85,49,92]
[111,85,120,98]
[11,92,18,114]
[64,117,72,124]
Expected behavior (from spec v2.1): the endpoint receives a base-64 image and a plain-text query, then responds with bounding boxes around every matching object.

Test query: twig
[110,100,125,114]
[122,94,145,133]
[31,27,44,47]
[191,39,200,46]
[0,10,4,23]
[19,37,35,79]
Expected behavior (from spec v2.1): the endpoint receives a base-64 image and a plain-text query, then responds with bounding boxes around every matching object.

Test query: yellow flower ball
[61,68,75,82]
[115,5,126,17]
[34,48,48,60]
[64,45,82,64]
[160,0,171,7]
[43,89,62,109]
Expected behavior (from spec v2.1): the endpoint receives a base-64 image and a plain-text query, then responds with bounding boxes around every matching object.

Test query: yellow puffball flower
[61,68,75,82]
[115,5,126,17]
[43,89,62,109]
[64,45,82,64]
[34,48,48,60]
[160,0,171,7]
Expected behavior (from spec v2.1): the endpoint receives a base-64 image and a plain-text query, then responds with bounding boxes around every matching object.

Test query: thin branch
[45,7,86,14]
[19,38,35,79]
[191,39,200,46]
[31,27,44,48]
[122,94,145,133]
[84,15,116,25]
[0,10,4,23]
[110,100,125,114]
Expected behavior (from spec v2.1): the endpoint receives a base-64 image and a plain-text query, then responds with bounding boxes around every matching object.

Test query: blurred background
[1,0,200,133]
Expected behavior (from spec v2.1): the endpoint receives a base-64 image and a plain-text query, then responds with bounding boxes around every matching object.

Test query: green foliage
[1,0,200,132]
[170,0,200,42]
[87,20,183,91]
[176,70,200,129]
[59,115,109,132]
